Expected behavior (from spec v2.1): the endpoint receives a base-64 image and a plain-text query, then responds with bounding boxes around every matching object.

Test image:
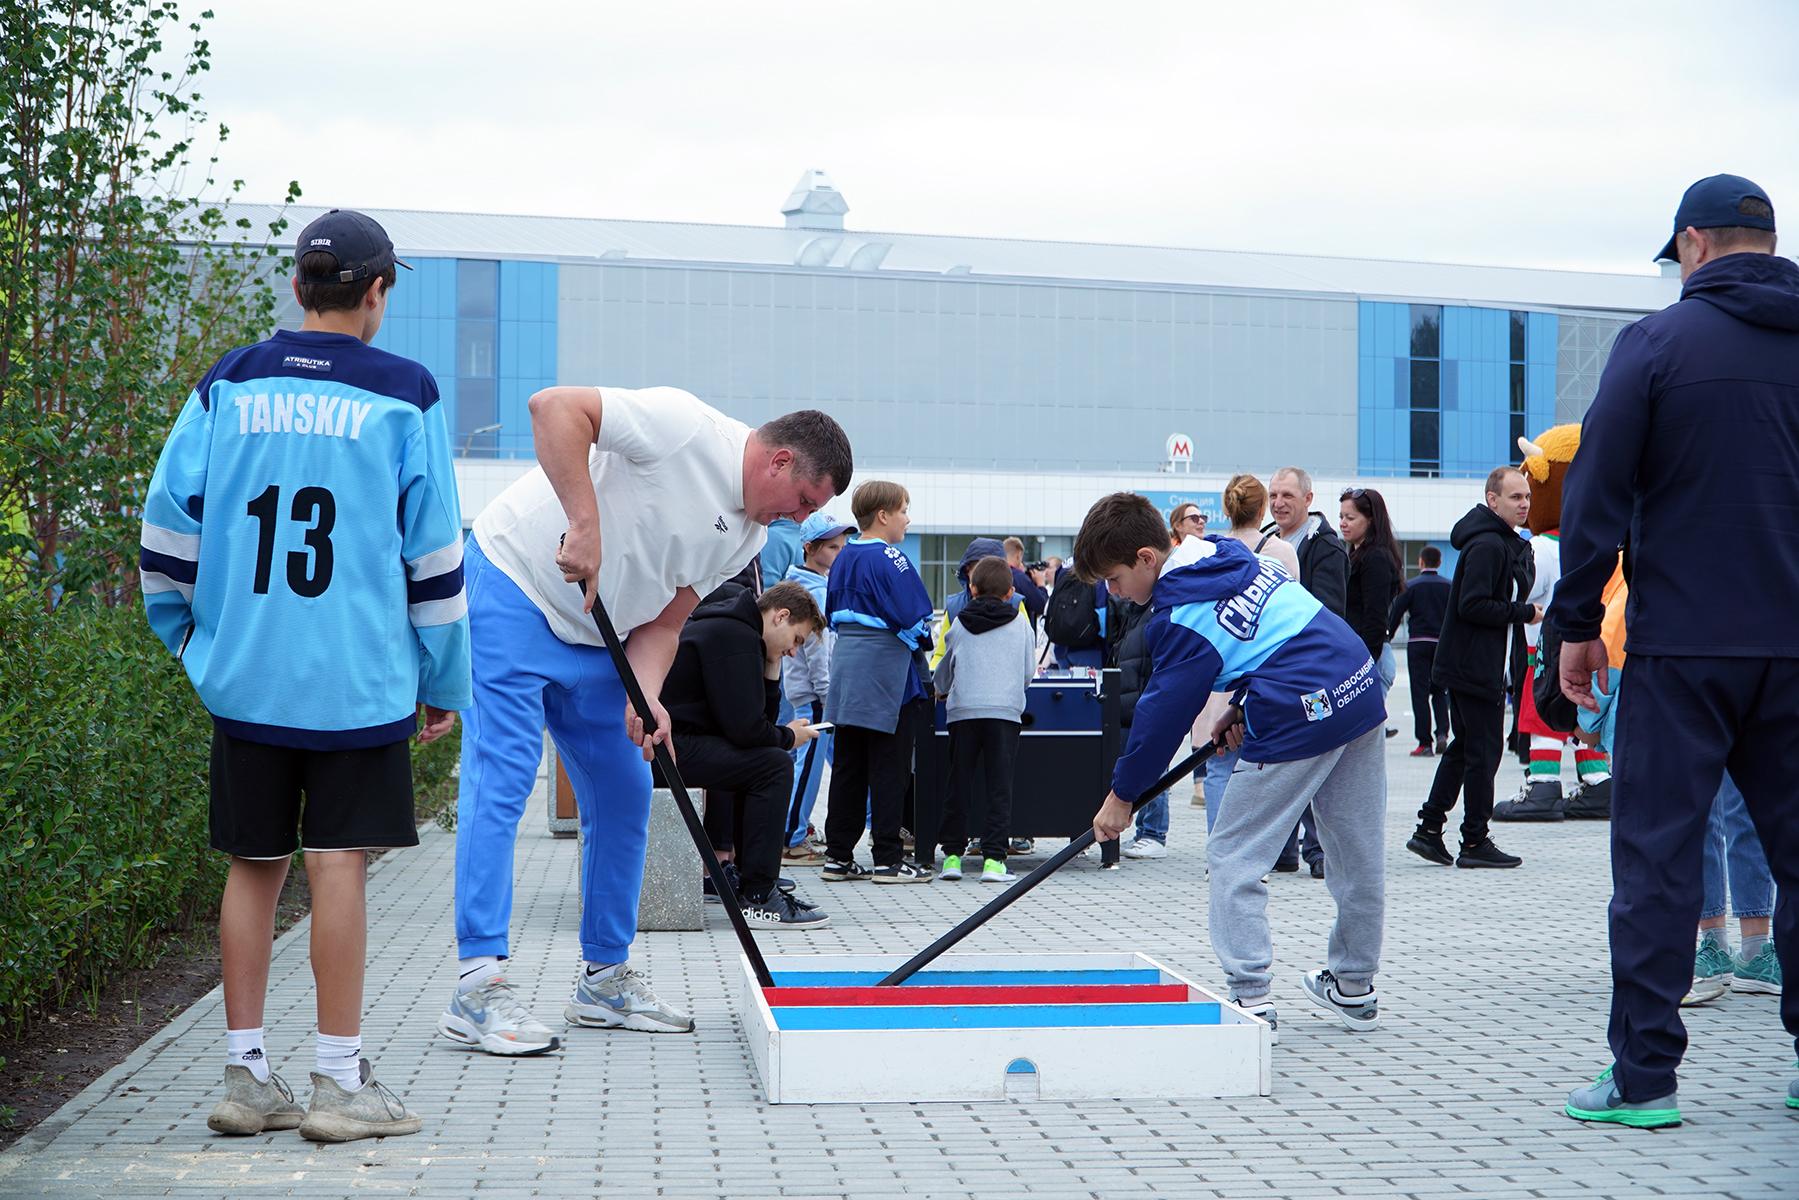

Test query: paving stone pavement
[4,676,1795,1199]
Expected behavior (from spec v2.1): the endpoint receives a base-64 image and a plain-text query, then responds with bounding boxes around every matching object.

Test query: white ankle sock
[458,955,504,993]
[583,961,624,980]
[226,1027,270,1082]
[316,1033,363,1091]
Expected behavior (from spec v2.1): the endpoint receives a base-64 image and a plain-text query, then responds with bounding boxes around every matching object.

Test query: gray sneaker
[207,1064,304,1135]
[438,974,561,1056]
[565,965,695,1033]
[1563,1064,1680,1128]
[297,1060,422,1143]
[1300,968,1381,1032]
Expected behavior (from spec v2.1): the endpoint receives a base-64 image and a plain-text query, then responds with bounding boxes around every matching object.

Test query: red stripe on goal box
[762,983,1190,1008]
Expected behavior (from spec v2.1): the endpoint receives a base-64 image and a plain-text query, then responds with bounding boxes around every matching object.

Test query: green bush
[413,722,462,833]
[0,594,463,1032]
[0,594,221,1031]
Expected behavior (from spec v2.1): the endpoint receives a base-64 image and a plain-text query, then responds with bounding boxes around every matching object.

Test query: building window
[1407,304,1442,477]
[1409,304,1441,358]
[456,260,500,455]
[1509,311,1527,459]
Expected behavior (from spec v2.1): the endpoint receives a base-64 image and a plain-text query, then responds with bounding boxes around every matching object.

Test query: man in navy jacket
[1553,175,1799,1128]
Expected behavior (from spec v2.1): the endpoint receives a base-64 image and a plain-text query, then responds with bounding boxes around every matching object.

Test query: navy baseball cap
[295,209,412,283]
[1655,174,1776,262]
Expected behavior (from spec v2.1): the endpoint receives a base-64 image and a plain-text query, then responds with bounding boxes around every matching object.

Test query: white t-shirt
[472,386,767,647]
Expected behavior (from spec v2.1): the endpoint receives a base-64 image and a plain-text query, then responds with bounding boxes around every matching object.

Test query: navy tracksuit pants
[1608,655,1799,1101]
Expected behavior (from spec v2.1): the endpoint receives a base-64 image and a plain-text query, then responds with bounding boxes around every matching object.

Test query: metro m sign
[1165,432,1193,467]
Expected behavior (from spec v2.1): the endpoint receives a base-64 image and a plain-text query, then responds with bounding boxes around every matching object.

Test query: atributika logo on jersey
[282,355,332,372]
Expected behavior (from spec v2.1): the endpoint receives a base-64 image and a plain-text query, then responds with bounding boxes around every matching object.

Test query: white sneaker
[1122,838,1168,859]
[565,965,694,1033]
[438,974,561,1056]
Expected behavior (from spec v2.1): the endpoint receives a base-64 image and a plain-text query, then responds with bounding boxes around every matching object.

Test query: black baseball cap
[294,209,412,283]
[1655,174,1776,262]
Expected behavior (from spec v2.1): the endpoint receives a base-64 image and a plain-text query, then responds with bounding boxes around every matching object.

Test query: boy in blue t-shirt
[1075,493,1388,1040]
[820,481,935,883]
[140,210,468,1142]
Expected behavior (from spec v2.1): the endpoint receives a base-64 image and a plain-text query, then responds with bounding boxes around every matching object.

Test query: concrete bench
[547,740,704,932]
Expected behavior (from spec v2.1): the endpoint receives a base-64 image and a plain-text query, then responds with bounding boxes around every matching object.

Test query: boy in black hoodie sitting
[663,581,829,928]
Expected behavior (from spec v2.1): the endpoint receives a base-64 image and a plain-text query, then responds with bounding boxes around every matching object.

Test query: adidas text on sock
[226,1027,270,1082]
[316,1032,363,1091]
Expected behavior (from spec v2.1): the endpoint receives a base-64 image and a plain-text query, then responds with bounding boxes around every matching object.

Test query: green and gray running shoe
[1730,942,1783,996]
[980,858,1016,883]
[1681,938,1736,1006]
[939,854,963,881]
[207,1064,304,1135]
[1564,1065,1680,1128]
[1788,1064,1798,1110]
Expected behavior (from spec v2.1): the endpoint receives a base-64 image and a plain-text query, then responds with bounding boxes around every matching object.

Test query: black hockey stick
[875,740,1221,987]
[577,581,776,989]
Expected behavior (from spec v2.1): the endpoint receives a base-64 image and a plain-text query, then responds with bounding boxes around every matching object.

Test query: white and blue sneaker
[565,965,695,1033]
[437,974,561,1056]
[1300,968,1380,1032]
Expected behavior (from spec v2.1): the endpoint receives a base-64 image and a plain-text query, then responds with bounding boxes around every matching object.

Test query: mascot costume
[1493,424,1612,821]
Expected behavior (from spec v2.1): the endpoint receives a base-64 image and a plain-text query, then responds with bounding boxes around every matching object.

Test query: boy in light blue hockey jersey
[1075,492,1388,1039]
[139,210,467,1142]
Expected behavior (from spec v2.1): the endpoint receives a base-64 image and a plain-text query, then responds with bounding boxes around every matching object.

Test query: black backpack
[1045,578,1102,648]
[1532,619,1579,735]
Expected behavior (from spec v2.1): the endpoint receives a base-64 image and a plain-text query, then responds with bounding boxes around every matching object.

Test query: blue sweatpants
[454,536,652,965]
[1607,655,1799,1101]
[784,698,833,848]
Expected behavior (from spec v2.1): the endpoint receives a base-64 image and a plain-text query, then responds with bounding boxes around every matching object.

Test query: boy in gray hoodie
[932,557,1038,882]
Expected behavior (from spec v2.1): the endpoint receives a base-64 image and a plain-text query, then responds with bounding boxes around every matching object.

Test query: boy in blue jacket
[820,481,935,883]
[780,511,854,862]
[1077,493,1388,1038]
[139,211,467,1141]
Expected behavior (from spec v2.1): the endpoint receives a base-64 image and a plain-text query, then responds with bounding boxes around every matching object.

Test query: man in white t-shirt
[437,386,852,1055]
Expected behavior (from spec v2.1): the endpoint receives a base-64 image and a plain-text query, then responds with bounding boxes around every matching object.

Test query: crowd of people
[138,174,1796,1143]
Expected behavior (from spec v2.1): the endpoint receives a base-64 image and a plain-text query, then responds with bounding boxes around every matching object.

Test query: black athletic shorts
[209,730,419,859]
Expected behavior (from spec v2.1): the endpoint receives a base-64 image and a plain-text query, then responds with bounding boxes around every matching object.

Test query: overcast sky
[194,0,1798,275]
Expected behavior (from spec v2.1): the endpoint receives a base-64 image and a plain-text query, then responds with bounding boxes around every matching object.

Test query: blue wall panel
[496,260,559,459]
[1358,302,1565,479]
[371,256,458,421]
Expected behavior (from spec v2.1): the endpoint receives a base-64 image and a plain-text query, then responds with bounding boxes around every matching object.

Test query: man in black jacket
[1265,466,1350,874]
[1264,467,1350,616]
[1389,546,1452,756]
[1407,468,1541,870]
[663,581,829,928]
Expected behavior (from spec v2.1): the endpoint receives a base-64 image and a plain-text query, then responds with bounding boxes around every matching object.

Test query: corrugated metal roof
[215,202,1681,314]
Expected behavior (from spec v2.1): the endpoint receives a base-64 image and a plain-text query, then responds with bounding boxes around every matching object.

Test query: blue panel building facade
[372,257,557,458]
[1358,301,1557,479]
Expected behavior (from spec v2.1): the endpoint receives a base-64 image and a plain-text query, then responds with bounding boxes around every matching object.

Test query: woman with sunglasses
[1169,502,1207,545]
[1339,488,1404,702]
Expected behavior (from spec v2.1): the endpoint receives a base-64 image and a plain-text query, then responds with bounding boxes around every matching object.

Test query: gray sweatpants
[1205,725,1388,1003]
